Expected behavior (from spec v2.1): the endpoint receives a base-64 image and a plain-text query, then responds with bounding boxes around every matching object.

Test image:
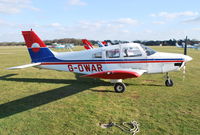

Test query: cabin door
[120,46,147,70]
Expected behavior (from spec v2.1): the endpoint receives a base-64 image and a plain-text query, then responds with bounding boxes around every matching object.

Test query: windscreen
[140,44,156,56]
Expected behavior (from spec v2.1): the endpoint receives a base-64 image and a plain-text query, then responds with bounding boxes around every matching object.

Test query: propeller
[183,36,188,80]
[184,36,188,55]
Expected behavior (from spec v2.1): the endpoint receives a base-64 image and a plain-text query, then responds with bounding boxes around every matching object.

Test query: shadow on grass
[0,74,110,119]
[0,74,164,118]
[129,83,164,87]
[91,90,114,93]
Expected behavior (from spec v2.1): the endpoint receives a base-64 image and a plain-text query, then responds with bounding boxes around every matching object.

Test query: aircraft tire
[165,79,173,87]
[114,83,126,93]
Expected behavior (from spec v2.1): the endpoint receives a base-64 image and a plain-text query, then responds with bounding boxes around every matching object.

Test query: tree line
[0,38,199,46]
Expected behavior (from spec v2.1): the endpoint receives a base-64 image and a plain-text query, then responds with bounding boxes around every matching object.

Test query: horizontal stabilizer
[7,63,41,70]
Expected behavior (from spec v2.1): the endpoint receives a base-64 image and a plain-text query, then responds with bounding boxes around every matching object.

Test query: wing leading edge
[81,69,146,79]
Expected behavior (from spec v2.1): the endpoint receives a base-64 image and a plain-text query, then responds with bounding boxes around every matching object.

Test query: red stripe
[28,47,47,49]
[41,60,184,65]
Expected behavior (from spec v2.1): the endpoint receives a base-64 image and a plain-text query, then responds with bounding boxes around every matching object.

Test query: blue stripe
[28,48,184,63]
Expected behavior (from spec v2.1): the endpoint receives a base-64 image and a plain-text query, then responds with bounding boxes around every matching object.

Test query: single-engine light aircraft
[8,30,192,93]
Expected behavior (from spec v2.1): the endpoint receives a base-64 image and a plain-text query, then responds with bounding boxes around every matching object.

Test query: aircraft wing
[81,69,146,79]
[7,63,41,70]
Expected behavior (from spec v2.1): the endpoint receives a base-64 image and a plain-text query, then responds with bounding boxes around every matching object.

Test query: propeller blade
[184,36,188,55]
[183,36,188,80]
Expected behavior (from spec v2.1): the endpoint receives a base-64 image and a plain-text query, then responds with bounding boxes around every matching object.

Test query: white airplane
[98,41,109,47]
[175,43,183,48]
[193,43,200,50]
[48,43,74,50]
[8,30,192,93]
[176,42,195,48]
[51,43,65,49]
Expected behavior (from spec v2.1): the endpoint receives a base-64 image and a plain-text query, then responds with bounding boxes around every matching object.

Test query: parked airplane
[82,39,94,50]
[176,42,200,50]
[176,37,196,49]
[193,43,200,50]
[175,42,194,48]
[48,43,74,50]
[50,43,65,49]
[175,43,183,48]
[97,41,109,47]
[8,30,192,93]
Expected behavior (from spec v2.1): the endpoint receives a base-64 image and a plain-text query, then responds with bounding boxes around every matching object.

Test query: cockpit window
[106,49,120,58]
[123,47,142,57]
[140,45,156,56]
[93,52,102,58]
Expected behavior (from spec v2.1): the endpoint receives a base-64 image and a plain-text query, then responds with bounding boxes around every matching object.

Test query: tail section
[102,41,108,46]
[82,39,94,50]
[97,41,104,47]
[176,43,181,48]
[22,30,55,62]
[97,41,109,47]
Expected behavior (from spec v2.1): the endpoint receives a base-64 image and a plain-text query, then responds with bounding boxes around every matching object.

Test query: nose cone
[183,55,193,62]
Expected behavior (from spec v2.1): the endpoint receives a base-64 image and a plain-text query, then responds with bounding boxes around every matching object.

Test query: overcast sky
[0,0,200,42]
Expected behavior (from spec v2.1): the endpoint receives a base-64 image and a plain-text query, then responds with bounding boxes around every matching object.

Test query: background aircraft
[82,39,94,50]
[176,42,195,48]
[193,43,200,50]
[175,36,200,50]
[48,43,74,50]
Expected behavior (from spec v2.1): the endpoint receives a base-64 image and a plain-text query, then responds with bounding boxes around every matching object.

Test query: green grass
[0,46,199,135]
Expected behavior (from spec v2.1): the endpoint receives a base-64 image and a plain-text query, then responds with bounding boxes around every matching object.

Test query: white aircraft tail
[176,43,182,48]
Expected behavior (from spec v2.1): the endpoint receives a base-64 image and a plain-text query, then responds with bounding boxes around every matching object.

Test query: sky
[0,0,200,42]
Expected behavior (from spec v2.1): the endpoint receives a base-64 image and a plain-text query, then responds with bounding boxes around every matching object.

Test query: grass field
[0,46,199,135]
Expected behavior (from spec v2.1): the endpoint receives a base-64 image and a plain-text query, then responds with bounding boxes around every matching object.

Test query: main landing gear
[111,79,126,93]
[114,82,126,93]
[165,72,174,87]
[111,73,174,93]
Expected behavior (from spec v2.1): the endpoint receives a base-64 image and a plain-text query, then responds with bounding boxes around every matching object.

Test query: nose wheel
[165,73,174,87]
[165,79,173,87]
[114,82,126,93]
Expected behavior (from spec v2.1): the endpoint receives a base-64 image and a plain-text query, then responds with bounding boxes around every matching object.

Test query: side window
[93,52,102,58]
[123,47,142,57]
[106,49,120,58]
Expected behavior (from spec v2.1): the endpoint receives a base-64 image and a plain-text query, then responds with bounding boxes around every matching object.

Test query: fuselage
[37,43,192,75]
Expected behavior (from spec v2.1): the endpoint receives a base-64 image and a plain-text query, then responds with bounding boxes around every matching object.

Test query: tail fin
[97,41,104,47]
[22,30,55,62]
[102,41,108,46]
[82,39,94,50]
[84,45,91,50]
[175,42,182,48]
